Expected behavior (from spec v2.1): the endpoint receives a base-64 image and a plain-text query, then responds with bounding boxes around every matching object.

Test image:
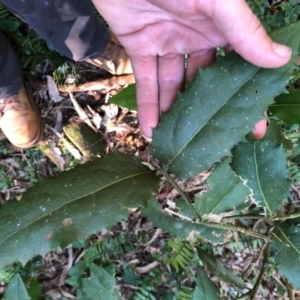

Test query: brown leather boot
[87,29,133,75]
[0,85,43,148]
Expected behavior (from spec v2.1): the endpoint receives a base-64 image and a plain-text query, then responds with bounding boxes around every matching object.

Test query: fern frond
[165,239,195,272]
[176,285,194,300]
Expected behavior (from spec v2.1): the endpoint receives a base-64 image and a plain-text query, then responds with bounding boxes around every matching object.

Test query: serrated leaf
[192,269,221,300]
[0,152,158,269]
[80,264,123,300]
[152,22,300,179]
[262,120,293,151]
[144,198,228,244]
[193,158,251,220]
[4,273,30,300]
[271,224,300,289]
[109,84,136,111]
[197,248,247,289]
[230,140,290,214]
[269,89,300,125]
[290,142,300,162]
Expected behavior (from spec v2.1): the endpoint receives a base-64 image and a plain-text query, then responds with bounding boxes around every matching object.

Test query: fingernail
[272,42,291,58]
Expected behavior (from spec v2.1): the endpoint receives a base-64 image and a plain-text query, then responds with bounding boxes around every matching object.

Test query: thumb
[211,0,291,68]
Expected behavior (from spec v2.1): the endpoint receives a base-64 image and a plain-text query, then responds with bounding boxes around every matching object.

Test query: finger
[130,55,159,138]
[252,119,267,140]
[211,0,291,68]
[158,54,185,112]
[187,49,216,83]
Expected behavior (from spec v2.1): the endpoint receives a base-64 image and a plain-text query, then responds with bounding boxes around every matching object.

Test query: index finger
[131,55,159,138]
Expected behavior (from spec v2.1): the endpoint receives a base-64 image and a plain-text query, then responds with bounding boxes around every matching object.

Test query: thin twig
[242,243,267,281]
[164,207,194,221]
[143,228,163,247]
[135,261,159,274]
[159,168,200,219]
[180,185,206,193]
[249,242,270,300]
[58,74,135,93]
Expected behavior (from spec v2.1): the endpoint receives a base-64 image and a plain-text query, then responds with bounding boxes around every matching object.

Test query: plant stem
[159,168,200,219]
[159,169,269,241]
[223,214,268,220]
[249,242,270,300]
[242,242,267,281]
[274,212,300,221]
[197,221,269,241]
[237,243,268,299]
[225,211,300,222]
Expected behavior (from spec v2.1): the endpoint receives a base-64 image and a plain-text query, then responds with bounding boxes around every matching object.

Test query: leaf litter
[0,74,295,300]
[1,34,300,300]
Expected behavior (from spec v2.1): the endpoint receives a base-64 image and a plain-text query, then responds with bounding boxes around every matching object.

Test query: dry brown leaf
[135,261,159,274]
[38,140,65,171]
[87,105,102,129]
[47,75,64,103]
[68,92,97,132]
[45,125,83,162]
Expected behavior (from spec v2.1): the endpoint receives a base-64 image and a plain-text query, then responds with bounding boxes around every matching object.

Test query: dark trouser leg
[0,32,22,98]
[0,0,109,61]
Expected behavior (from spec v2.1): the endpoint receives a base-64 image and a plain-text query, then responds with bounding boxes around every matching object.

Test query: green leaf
[79,264,123,300]
[4,273,30,300]
[193,158,251,219]
[262,120,293,151]
[290,141,300,162]
[271,224,300,289]
[0,152,159,269]
[144,198,228,244]
[152,21,300,179]
[197,248,247,289]
[123,268,142,285]
[26,278,42,299]
[66,261,86,286]
[269,89,300,125]
[230,140,290,214]
[192,269,221,300]
[109,84,136,111]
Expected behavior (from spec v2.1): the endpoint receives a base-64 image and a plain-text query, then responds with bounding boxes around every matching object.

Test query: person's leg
[1,0,109,61]
[0,32,42,148]
[0,32,23,99]
[1,0,132,74]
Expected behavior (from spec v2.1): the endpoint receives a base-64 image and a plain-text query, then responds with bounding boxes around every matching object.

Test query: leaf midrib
[270,103,300,107]
[0,170,151,246]
[167,67,260,169]
[273,226,300,257]
[253,143,272,214]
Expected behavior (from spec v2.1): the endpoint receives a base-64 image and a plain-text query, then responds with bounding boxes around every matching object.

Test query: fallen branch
[58,74,135,93]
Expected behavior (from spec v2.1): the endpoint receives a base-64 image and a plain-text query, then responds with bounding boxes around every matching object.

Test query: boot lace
[0,93,30,117]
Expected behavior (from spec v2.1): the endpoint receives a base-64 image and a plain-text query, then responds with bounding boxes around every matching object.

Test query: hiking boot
[0,85,43,148]
[87,29,133,75]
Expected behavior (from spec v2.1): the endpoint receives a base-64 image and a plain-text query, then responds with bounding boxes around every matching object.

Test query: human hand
[92,0,292,138]
[252,119,267,140]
